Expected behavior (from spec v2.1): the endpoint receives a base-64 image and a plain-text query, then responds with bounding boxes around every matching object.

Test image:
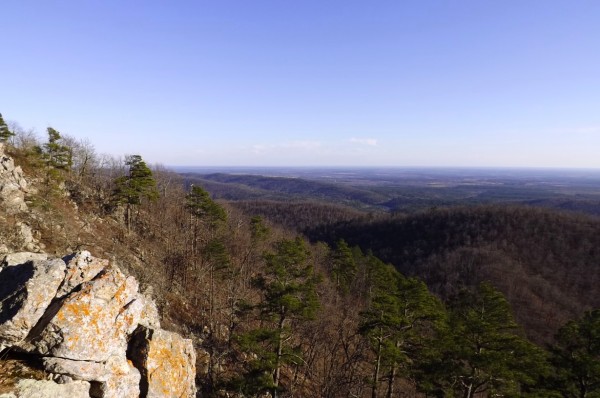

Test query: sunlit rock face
[129,326,197,398]
[0,258,66,351]
[0,143,29,214]
[0,251,197,398]
[0,379,92,398]
[32,266,140,361]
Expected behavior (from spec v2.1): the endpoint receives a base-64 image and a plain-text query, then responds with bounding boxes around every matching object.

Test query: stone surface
[0,143,28,214]
[15,223,40,253]
[0,379,91,398]
[138,293,161,329]
[89,356,141,398]
[57,250,108,298]
[129,326,197,398]
[0,359,47,395]
[44,355,141,398]
[1,252,48,267]
[0,259,66,349]
[32,267,141,362]
[0,250,196,398]
[43,357,107,382]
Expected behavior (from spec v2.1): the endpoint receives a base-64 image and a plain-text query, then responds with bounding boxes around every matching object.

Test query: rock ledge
[0,251,196,398]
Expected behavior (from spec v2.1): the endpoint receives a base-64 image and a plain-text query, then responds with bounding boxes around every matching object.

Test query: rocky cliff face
[0,251,196,398]
[0,146,197,397]
[0,143,42,253]
[0,143,29,215]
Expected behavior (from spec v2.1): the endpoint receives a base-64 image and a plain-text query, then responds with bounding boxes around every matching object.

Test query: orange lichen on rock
[129,327,197,398]
[35,267,140,362]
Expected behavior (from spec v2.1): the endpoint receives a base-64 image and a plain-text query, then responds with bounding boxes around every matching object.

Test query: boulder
[0,379,91,398]
[0,250,197,398]
[129,326,197,398]
[15,223,40,253]
[0,143,28,214]
[32,267,141,362]
[43,357,106,382]
[138,293,161,329]
[1,252,48,267]
[57,251,108,298]
[88,356,141,398]
[0,259,66,350]
[44,355,141,398]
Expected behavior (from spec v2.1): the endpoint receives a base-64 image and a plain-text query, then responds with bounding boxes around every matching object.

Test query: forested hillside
[2,113,600,397]
[228,200,366,232]
[182,169,600,217]
[307,206,600,344]
[182,173,387,209]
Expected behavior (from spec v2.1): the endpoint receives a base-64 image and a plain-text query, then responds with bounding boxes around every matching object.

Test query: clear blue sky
[2,1,599,167]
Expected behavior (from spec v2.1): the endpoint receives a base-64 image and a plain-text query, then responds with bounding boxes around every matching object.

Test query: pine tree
[113,155,158,232]
[360,255,445,398]
[250,216,270,244]
[0,113,14,143]
[330,239,357,293]
[235,237,320,397]
[550,309,600,398]
[44,127,72,171]
[442,282,548,398]
[185,185,227,226]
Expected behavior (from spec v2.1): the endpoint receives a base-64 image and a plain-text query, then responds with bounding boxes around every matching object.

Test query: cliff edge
[0,144,197,397]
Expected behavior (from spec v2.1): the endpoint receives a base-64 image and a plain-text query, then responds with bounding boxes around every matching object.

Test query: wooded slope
[307,206,600,343]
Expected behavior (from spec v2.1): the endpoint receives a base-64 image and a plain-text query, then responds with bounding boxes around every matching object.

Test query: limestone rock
[129,326,197,398]
[0,259,66,349]
[57,251,108,298]
[0,379,91,398]
[42,357,107,382]
[0,143,28,214]
[32,267,141,362]
[89,356,141,398]
[0,250,197,397]
[1,252,48,267]
[44,355,141,398]
[15,223,40,253]
[138,293,161,329]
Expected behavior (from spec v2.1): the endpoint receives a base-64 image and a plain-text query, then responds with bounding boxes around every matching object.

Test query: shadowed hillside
[307,205,600,343]
[182,173,389,209]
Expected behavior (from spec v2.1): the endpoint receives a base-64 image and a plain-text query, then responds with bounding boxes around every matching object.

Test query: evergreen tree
[442,282,548,398]
[113,155,158,232]
[201,238,232,390]
[550,309,600,398]
[250,216,270,244]
[235,237,320,397]
[186,185,227,226]
[44,127,72,171]
[330,239,357,293]
[360,256,445,398]
[0,113,14,143]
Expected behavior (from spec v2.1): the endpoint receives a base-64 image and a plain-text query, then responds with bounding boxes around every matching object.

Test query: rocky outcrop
[0,258,66,351]
[0,144,42,253]
[0,379,92,398]
[129,327,197,398]
[0,143,29,214]
[0,251,196,398]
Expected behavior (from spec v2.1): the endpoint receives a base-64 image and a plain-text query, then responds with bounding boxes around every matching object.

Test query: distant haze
[2,1,600,168]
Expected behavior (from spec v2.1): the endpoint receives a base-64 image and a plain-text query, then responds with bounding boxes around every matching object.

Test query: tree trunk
[372,334,382,398]
[465,384,474,398]
[274,311,286,398]
[386,364,396,398]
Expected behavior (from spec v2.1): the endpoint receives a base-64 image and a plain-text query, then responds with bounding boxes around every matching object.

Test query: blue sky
[2,1,600,167]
